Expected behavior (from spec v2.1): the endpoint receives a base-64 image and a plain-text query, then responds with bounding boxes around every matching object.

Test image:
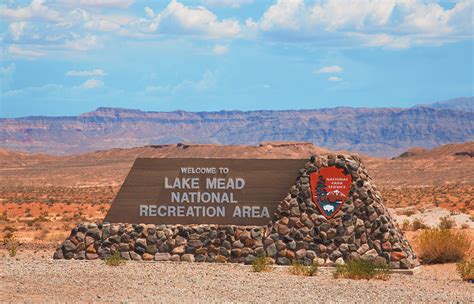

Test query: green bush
[105,251,126,267]
[333,260,391,280]
[456,259,474,281]
[252,256,273,272]
[289,261,318,276]
[417,229,471,264]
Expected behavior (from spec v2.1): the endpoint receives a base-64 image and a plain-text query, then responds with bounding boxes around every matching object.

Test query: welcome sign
[105,158,306,226]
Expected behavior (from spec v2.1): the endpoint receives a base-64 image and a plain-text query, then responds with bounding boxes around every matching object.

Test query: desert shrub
[0,211,8,222]
[417,229,471,264]
[34,228,50,241]
[252,256,273,272]
[456,259,474,281]
[438,215,456,229]
[3,229,19,257]
[289,261,318,276]
[412,218,429,231]
[105,251,126,267]
[399,210,415,217]
[401,219,411,231]
[333,260,390,280]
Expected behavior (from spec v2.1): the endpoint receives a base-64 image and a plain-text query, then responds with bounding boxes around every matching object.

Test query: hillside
[1,98,473,157]
[1,142,472,188]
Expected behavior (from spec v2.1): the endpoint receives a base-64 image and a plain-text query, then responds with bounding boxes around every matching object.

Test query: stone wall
[54,154,419,269]
[53,223,265,264]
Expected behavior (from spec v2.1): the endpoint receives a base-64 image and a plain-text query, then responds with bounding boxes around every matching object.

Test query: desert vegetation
[251,256,273,272]
[456,259,474,281]
[105,251,126,267]
[2,226,19,257]
[332,260,391,280]
[417,229,472,264]
[288,261,318,276]
[381,185,473,214]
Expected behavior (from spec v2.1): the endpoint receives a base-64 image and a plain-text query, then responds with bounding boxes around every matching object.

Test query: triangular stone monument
[266,154,418,269]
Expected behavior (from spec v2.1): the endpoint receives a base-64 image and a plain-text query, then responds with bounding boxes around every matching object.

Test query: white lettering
[139,205,148,216]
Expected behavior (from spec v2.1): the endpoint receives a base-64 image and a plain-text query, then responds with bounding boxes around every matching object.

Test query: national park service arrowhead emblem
[310,166,352,219]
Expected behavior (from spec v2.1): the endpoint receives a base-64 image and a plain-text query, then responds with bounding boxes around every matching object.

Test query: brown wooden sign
[104,158,306,226]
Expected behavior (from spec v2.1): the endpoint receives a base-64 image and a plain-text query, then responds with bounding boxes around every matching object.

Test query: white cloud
[66,69,106,77]
[67,0,134,8]
[353,33,412,50]
[80,78,104,89]
[9,21,28,41]
[0,63,16,76]
[0,0,61,21]
[4,83,64,97]
[7,44,45,58]
[315,65,343,74]
[194,70,217,90]
[328,76,342,82]
[148,0,241,38]
[65,34,100,51]
[255,0,473,48]
[84,19,120,32]
[260,0,305,32]
[143,70,218,95]
[212,44,229,55]
[145,7,155,18]
[202,0,254,9]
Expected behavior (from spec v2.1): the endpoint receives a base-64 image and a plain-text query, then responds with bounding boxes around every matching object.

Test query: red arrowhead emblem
[310,166,352,219]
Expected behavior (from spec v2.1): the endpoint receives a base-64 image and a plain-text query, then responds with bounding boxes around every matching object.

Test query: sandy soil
[0,249,472,303]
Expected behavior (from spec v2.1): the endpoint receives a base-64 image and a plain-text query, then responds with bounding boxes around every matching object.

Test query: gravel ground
[0,250,472,303]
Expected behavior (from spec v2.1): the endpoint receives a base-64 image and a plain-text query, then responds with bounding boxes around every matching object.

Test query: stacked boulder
[54,154,418,269]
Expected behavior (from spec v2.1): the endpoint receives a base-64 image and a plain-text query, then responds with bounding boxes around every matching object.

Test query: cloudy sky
[0,0,472,117]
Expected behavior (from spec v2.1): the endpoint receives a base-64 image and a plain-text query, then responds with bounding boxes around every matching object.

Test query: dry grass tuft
[456,259,474,281]
[289,260,318,276]
[417,229,471,264]
[105,251,126,267]
[333,260,391,280]
[251,256,273,272]
[438,215,456,229]
[412,218,430,231]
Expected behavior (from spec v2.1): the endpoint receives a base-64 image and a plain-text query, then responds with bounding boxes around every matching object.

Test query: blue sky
[0,0,472,118]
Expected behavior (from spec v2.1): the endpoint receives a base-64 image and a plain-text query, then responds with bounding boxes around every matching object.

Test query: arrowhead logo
[310,166,352,219]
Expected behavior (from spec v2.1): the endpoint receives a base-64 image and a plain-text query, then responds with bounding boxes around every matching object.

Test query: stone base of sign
[53,223,267,264]
[54,154,419,269]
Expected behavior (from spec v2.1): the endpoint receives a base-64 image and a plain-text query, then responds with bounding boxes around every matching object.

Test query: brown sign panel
[104,158,306,226]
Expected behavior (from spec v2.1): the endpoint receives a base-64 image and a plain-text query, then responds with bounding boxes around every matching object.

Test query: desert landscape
[1,0,473,302]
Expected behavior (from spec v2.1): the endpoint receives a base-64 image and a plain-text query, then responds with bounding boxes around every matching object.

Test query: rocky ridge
[2,97,473,157]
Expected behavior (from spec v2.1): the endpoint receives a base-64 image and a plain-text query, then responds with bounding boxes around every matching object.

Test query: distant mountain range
[1,97,472,157]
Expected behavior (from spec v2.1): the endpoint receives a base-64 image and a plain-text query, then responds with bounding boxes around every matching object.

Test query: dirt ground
[0,248,472,303]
